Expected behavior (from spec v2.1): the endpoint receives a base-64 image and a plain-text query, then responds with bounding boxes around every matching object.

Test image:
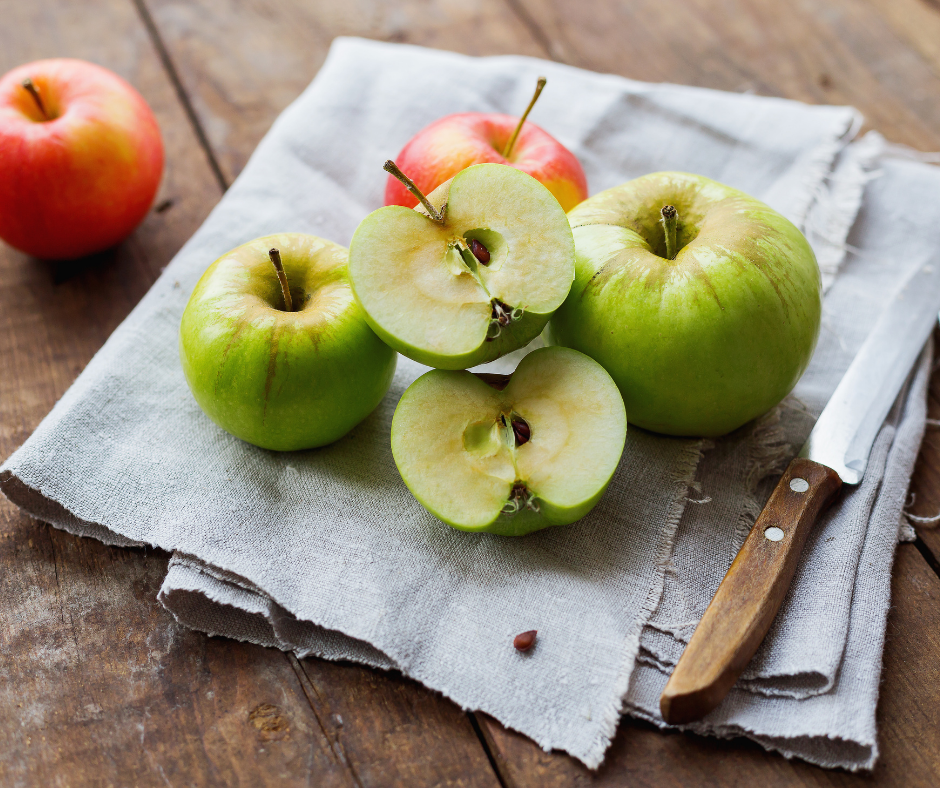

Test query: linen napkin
[1,38,932,770]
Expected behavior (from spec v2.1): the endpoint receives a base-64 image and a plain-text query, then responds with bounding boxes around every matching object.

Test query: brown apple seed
[513,630,537,652]
[511,416,531,445]
[469,238,491,264]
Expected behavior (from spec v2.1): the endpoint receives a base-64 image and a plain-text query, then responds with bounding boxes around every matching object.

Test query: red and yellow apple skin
[0,59,164,259]
[384,113,588,213]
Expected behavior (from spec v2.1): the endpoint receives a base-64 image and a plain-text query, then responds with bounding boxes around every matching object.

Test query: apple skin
[351,164,575,370]
[547,171,822,438]
[180,233,397,451]
[0,59,164,259]
[385,113,588,213]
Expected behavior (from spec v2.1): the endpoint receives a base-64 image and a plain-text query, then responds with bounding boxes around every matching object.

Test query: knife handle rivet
[789,477,810,493]
[764,527,785,542]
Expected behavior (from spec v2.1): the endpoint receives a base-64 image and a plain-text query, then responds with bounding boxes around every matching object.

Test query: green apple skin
[349,163,575,370]
[547,172,822,438]
[180,233,397,451]
[391,346,626,536]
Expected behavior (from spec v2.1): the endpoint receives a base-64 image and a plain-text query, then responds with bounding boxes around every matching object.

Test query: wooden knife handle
[659,457,842,725]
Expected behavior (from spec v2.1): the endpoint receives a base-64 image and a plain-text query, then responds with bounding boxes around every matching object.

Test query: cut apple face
[349,163,575,370]
[391,346,627,536]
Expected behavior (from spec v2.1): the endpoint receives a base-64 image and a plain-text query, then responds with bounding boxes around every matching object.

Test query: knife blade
[659,255,940,726]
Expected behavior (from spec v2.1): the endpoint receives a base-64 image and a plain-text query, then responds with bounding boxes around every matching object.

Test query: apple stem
[269,248,293,312]
[21,78,48,119]
[384,160,444,223]
[661,205,678,260]
[502,76,547,160]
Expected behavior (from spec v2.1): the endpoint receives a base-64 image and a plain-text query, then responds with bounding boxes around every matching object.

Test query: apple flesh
[391,346,627,536]
[547,171,822,437]
[385,79,588,213]
[0,59,164,259]
[180,233,397,451]
[350,162,575,370]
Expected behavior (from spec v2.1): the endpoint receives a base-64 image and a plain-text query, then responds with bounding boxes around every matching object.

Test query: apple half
[391,346,627,535]
[349,163,575,370]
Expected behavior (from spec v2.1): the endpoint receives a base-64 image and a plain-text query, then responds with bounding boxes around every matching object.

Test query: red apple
[0,59,164,260]
[385,78,588,213]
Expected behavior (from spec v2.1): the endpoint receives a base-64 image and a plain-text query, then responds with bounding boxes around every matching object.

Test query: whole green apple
[547,172,822,437]
[180,233,397,451]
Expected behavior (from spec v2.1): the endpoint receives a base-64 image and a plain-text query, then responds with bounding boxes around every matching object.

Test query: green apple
[180,233,397,451]
[349,161,575,370]
[391,346,626,535]
[547,171,822,438]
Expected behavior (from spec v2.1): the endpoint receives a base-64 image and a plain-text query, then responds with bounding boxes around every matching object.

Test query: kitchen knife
[659,255,940,725]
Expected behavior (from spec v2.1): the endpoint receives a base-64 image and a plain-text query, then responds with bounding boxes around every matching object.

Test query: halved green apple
[349,162,575,370]
[391,346,627,535]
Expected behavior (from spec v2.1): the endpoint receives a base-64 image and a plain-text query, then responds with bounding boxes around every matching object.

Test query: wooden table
[3,0,940,785]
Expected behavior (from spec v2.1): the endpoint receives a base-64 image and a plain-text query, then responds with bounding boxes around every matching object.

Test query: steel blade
[799,256,940,484]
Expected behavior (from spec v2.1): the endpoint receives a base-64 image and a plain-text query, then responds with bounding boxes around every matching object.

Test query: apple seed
[469,238,490,264]
[513,630,537,652]
[511,415,531,445]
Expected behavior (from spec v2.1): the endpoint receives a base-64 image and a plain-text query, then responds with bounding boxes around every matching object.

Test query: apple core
[391,346,627,535]
[350,162,575,369]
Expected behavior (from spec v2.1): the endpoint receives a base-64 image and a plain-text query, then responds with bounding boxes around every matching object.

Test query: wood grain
[4,0,940,784]
[0,528,354,788]
[0,0,353,784]
[661,458,843,724]
[509,0,940,151]
[0,1,515,784]
[479,543,940,787]
[139,0,551,184]
[908,331,940,565]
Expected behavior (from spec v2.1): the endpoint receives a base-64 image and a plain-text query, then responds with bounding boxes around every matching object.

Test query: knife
[659,255,940,725]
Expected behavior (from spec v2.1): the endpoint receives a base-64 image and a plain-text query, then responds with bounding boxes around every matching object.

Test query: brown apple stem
[383,160,444,223]
[269,248,293,312]
[21,78,48,119]
[661,205,678,260]
[502,76,546,160]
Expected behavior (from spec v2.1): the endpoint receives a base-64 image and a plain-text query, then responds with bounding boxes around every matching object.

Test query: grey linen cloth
[1,38,934,770]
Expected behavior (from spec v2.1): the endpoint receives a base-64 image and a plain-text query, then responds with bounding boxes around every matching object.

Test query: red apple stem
[383,160,444,223]
[502,76,546,160]
[21,78,48,120]
[661,205,678,260]
[269,248,293,312]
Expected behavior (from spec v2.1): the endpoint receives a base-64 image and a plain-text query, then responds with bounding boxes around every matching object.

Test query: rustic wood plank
[0,524,356,788]
[295,658,501,788]
[507,0,940,151]
[863,0,940,97]
[906,341,940,565]
[478,543,940,787]
[139,0,551,184]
